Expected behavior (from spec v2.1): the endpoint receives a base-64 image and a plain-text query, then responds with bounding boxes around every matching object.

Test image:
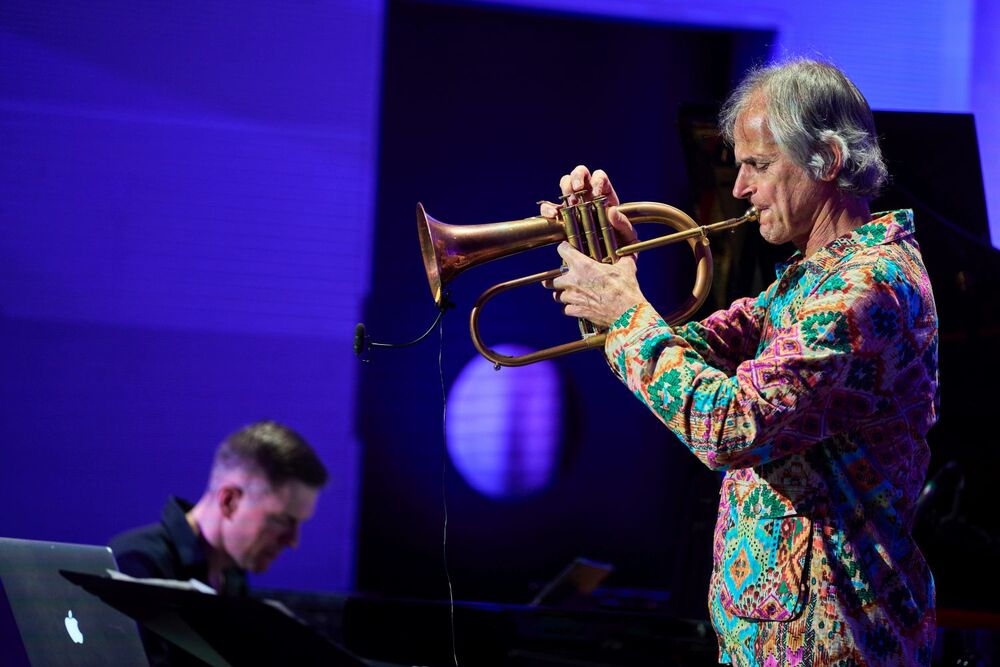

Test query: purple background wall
[1,0,995,595]
[0,1,383,591]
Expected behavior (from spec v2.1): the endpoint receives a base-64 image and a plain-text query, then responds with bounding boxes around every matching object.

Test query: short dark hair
[213,421,328,488]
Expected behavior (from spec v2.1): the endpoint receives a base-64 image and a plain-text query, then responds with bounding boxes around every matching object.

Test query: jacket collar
[775,209,915,277]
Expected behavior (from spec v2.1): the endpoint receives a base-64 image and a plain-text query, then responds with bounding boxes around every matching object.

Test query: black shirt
[109,496,248,665]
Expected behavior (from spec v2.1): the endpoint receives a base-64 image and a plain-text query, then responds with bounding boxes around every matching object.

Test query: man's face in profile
[731,101,831,252]
[222,477,319,573]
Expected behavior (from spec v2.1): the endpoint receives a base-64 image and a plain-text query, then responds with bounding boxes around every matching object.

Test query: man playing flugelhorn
[542,58,939,666]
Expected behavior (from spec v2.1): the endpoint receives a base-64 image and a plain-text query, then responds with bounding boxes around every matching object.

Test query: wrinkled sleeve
[604,264,904,470]
[670,296,765,375]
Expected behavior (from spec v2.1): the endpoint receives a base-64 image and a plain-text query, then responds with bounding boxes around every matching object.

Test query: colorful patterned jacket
[604,210,938,666]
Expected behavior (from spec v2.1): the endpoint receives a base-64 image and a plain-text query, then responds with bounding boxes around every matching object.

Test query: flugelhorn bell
[417,199,758,367]
[418,202,566,306]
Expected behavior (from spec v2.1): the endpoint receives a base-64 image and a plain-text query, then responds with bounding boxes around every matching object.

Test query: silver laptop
[0,537,148,666]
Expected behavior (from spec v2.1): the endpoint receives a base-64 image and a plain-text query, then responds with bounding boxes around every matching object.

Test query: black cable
[353,296,460,662]
[354,294,454,360]
[437,315,459,667]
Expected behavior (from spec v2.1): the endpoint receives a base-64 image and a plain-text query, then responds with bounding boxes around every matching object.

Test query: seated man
[110,420,327,663]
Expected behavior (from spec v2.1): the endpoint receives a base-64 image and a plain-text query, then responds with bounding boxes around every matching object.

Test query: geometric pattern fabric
[606,211,938,666]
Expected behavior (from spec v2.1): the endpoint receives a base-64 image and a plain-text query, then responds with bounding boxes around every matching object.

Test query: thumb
[556,241,585,268]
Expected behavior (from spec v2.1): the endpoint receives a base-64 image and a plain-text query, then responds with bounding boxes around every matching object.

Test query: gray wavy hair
[719,58,887,200]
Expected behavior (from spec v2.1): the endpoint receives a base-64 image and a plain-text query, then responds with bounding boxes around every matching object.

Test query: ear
[819,135,846,182]
[218,485,243,519]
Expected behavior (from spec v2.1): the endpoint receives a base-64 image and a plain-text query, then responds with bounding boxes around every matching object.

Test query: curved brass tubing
[417,200,758,367]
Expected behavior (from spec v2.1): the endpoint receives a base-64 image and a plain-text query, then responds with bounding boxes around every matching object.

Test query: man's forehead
[737,108,767,133]
[733,109,779,158]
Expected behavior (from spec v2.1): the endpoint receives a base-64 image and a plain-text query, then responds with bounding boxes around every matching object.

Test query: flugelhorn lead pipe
[614,206,759,256]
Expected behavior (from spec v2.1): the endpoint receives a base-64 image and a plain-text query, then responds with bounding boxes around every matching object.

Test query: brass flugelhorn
[417,197,758,367]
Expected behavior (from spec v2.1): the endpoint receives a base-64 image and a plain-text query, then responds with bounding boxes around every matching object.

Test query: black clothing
[109,496,248,665]
[111,496,248,594]
[113,496,200,578]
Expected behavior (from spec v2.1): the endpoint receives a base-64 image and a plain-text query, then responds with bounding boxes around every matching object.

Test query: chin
[250,554,279,574]
[758,224,787,247]
[249,560,271,574]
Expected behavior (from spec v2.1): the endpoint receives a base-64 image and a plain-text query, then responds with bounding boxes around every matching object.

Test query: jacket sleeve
[604,260,910,471]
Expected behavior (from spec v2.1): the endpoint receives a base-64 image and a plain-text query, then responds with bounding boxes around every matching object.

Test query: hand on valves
[540,165,646,329]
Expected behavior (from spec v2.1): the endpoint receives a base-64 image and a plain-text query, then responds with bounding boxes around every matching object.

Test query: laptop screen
[0,537,148,667]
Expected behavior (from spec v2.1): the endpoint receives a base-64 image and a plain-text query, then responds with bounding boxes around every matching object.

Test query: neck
[186,497,237,592]
[803,192,870,257]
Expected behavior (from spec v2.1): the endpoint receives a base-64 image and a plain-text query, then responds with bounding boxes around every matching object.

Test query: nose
[732,164,752,200]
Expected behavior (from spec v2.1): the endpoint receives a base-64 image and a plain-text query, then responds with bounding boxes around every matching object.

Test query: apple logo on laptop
[64,610,84,644]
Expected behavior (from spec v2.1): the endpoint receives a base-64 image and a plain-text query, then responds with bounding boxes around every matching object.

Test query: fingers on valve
[559,174,575,199]
[569,164,592,192]
[591,169,618,204]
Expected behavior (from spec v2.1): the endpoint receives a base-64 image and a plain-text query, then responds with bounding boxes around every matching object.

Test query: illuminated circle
[446,344,563,498]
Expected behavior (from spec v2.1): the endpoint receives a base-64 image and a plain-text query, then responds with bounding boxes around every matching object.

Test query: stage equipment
[417,196,758,367]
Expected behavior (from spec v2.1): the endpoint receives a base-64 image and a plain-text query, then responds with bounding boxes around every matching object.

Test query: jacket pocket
[718,508,813,621]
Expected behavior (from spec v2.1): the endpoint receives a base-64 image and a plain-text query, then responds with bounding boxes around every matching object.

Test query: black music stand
[61,570,366,667]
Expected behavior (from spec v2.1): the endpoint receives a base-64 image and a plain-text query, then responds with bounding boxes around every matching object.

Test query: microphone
[354,294,453,362]
[353,322,368,357]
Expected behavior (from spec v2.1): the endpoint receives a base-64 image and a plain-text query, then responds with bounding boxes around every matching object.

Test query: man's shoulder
[109,519,169,554]
[835,238,928,291]
[109,520,177,578]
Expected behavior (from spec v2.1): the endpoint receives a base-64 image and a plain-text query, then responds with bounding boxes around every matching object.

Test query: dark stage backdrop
[357,0,771,615]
